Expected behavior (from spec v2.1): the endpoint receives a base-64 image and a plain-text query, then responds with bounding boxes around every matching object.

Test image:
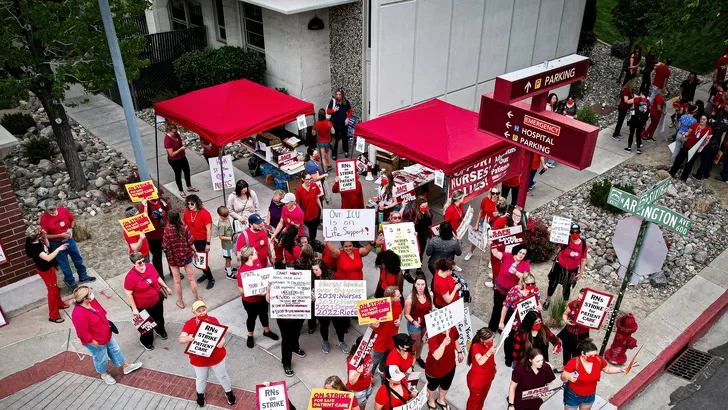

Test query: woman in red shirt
[162,210,199,309]
[347,335,375,407]
[328,238,381,281]
[558,288,590,364]
[488,243,531,332]
[371,287,403,375]
[296,172,323,241]
[310,259,349,353]
[669,114,713,181]
[332,174,365,209]
[385,333,416,383]
[375,250,404,298]
[543,223,587,309]
[425,327,463,410]
[403,274,433,368]
[124,252,172,350]
[464,188,501,260]
[432,258,460,309]
[183,195,215,289]
[311,108,335,170]
[561,340,626,409]
[236,246,279,349]
[443,190,466,271]
[179,301,236,407]
[488,198,510,287]
[282,226,302,264]
[613,77,638,139]
[466,328,497,410]
[163,123,198,197]
[324,375,361,410]
[374,365,416,410]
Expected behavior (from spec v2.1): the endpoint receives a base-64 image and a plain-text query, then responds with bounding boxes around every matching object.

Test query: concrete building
[145,0,587,120]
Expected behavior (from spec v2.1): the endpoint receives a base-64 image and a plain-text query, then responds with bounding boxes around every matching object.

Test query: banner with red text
[449,146,521,202]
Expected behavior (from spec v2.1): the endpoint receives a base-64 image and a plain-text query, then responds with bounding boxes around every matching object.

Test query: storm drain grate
[666,348,715,382]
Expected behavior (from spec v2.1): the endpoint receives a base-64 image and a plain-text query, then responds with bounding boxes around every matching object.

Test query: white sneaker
[463,253,473,261]
[123,362,143,375]
[453,265,463,272]
[101,373,116,385]
[488,272,493,279]
[485,282,494,288]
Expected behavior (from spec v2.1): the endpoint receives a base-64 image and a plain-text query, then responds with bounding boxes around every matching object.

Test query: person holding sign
[404,274,434,368]
[122,207,151,263]
[332,174,364,210]
[237,246,279,349]
[375,250,405,298]
[162,210,200,309]
[466,328,497,410]
[488,243,531,332]
[425,327,463,410]
[558,289,590,365]
[347,335,375,407]
[432,258,461,309]
[311,108,335,170]
[543,224,587,310]
[464,188,502,261]
[385,334,416,382]
[561,340,629,410]
[296,171,323,241]
[124,252,172,351]
[507,348,555,410]
[370,170,399,223]
[328,238,382,281]
[405,196,433,273]
[669,113,713,182]
[266,282,307,378]
[374,365,416,410]
[370,286,403,374]
[500,273,541,366]
[310,260,350,354]
[324,375,361,410]
[511,311,562,366]
[179,301,236,407]
[488,199,511,287]
[443,190,466,272]
[182,195,215,290]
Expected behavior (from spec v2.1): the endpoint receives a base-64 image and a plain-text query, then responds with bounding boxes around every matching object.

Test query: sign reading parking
[493,54,591,103]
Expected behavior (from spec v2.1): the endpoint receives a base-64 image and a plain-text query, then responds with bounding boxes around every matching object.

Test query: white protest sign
[467,225,487,251]
[550,216,571,245]
[687,134,710,162]
[490,225,524,253]
[208,155,235,191]
[132,309,157,335]
[382,222,421,270]
[424,298,465,338]
[393,182,415,199]
[336,160,357,192]
[495,310,516,355]
[255,381,289,410]
[456,206,474,239]
[349,327,378,367]
[155,115,166,124]
[296,114,307,130]
[434,170,445,188]
[193,252,208,270]
[315,280,367,316]
[575,288,614,330]
[394,387,427,410]
[185,321,228,358]
[0,243,7,264]
[522,385,562,400]
[516,295,539,321]
[270,270,312,319]
[355,137,366,152]
[456,307,473,354]
[242,268,273,297]
[323,209,376,241]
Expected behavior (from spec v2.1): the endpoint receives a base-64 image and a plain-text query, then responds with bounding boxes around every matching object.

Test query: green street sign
[636,178,671,213]
[607,187,691,236]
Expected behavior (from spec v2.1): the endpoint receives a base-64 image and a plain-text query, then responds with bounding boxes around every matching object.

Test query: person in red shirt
[528,153,549,190]
[328,238,381,280]
[489,198,510,288]
[139,198,170,279]
[561,340,627,409]
[432,258,460,308]
[385,333,416,382]
[311,108,335,170]
[641,87,667,141]
[557,288,590,364]
[183,195,215,289]
[236,213,274,267]
[296,172,323,241]
[199,137,220,162]
[324,375,361,410]
[179,301,236,406]
[370,287,403,374]
[281,226,303,264]
[163,123,198,197]
[332,174,365,209]
[650,58,672,102]
[543,224,587,309]
[712,49,728,88]
[71,286,142,385]
[40,201,96,288]
[443,190,465,272]
[464,187,502,261]
[612,77,638,140]
[272,192,305,240]
[375,250,404,297]
[425,327,463,409]
[124,252,172,350]
[669,114,713,181]
[236,246,279,348]
[374,365,416,410]
[25,226,69,323]
[122,207,150,260]
[347,335,376,407]
[488,242,530,332]
[403,274,433,368]
[466,328,497,410]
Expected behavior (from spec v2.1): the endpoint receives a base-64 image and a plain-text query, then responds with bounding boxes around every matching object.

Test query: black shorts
[426,367,456,391]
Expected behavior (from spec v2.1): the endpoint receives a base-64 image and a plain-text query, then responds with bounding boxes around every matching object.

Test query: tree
[611,0,660,49]
[0,0,149,190]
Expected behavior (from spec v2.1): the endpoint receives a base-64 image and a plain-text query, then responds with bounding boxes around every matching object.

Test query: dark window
[242,2,265,52]
[170,0,203,30]
[214,0,226,41]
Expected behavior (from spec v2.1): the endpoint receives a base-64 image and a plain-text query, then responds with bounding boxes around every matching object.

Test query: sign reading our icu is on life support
[336,160,357,191]
[322,209,376,242]
[270,270,312,320]
[382,222,421,270]
[575,288,614,330]
[315,280,367,317]
[184,320,228,358]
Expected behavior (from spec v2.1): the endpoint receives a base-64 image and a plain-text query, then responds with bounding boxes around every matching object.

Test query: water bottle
[572,371,579,381]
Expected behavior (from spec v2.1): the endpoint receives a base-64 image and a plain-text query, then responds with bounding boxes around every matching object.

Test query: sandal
[187,187,199,192]
[180,192,187,198]
[436,401,450,410]
[176,300,185,309]
[428,404,437,410]
[49,317,65,323]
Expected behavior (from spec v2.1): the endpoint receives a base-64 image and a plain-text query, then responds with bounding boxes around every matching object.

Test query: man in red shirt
[39,200,96,288]
[295,172,323,240]
[713,49,728,88]
[122,207,151,260]
[642,87,666,141]
[235,213,274,267]
[650,58,671,102]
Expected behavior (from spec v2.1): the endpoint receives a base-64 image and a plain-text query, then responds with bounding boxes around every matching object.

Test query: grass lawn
[594,0,621,45]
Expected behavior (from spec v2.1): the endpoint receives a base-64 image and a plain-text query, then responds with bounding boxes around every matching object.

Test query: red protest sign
[125,180,158,202]
[489,225,524,250]
[449,145,522,202]
[356,298,392,325]
[575,288,614,330]
[256,381,290,410]
[119,213,155,236]
[132,310,157,335]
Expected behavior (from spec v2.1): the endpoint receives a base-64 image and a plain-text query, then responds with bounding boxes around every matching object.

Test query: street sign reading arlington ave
[493,54,591,103]
[607,187,691,236]
[636,178,671,214]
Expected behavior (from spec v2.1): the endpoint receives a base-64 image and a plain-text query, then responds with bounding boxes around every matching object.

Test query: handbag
[108,320,119,334]
[135,269,166,301]
[325,98,335,120]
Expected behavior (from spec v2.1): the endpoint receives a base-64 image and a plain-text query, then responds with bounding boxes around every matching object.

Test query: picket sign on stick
[119,213,155,236]
[256,381,290,410]
[308,389,354,410]
[456,307,473,353]
[575,288,614,329]
[495,310,517,355]
[456,206,474,239]
[125,180,158,202]
[349,327,377,367]
[336,160,357,192]
[356,298,392,325]
[424,299,465,338]
[132,309,157,335]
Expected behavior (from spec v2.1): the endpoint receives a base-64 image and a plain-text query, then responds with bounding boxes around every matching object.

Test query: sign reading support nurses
[448,146,522,202]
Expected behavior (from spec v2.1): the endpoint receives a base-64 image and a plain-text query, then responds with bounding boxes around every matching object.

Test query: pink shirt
[72,299,112,345]
[123,263,161,309]
[281,205,304,233]
[495,252,531,294]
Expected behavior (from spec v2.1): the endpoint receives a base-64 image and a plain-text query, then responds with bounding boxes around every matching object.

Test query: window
[214,0,226,41]
[242,2,264,54]
[170,0,203,30]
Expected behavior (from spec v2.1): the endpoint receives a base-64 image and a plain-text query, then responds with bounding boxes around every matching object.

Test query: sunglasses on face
[525,282,535,286]
[135,260,145,266]
[491,191,499,195]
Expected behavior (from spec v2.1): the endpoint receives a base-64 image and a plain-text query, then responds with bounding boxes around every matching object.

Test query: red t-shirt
[386,350,415,375]
[335,250,364,281]
[284,245,302,263]
[564,355,608,396]
[139,200,168,240]
[652,64,671,88]
[123,263,161,309]
[40,207,75,235]
[323,246,337,271]
[557,240,587,271]
[347,355,373,391]
[182,316,227,367]
[332,180,365,209]
[374,383,411,409]
[164,133,185,160]
[433,272,458,307]
[716,56,728,83]
[296,184,321,222]
[426,328,459,378]
[531,153,541,170]
[618,87,634,110]
[183,208,212,241]
[651,94,665,117]
[479,197,497,223]
[201,138,220,157]
[373,302,402,352]
[467,342,497,387]
[235,227,270,265]
[123,231,150,257]
[281,205,305,232]
[313,120,334,144]
[444,203,464,234]
[237,260,265,303]
[684,122,713,149]
[496,252,531,294]
[379,268,399,291]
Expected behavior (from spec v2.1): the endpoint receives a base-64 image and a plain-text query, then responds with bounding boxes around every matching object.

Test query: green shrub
[275,87,289,95]
[0,84,27,109]
[23,136,57,164]
[1,113,36,135]
[544,296,567,329]
[589,179,636,213]
[174,46,265,92]
[152,90,179,103]
[524,217,559,263]
[577,106,599,127]
[610,40,630,59]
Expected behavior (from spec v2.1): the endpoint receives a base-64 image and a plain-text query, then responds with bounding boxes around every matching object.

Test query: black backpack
[632,99,650,124]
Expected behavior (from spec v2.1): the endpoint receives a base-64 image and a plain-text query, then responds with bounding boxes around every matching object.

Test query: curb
[609,289,728,408]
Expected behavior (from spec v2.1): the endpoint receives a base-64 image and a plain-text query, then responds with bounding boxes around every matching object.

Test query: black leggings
[669,146,700,181]
[139,297,166,346]
[242,298,270,332]
[332,130,350,157]
[278,319,304,367]
[488,290,508,332]
[167,156,192,192]
[304,212,321,241]
[558,327,590,364]
[309,309,348,343]
[628,123,644,148]
[614,108,629,136]
[147,238,166,278]
[501,185,519,207]
[193,240,213,280]
[547,263,576,301]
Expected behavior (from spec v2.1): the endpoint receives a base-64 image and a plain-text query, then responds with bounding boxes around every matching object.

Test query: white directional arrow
[506,122,511,129]
[507,111,513,118]
[504,131,510,138]
[524,82,532,93]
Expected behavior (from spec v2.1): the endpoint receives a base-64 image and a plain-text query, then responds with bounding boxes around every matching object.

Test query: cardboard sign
[393,182,415,199]
[208,155,235,191]
[394,387,427,410]
[355,137,366,153]
[522,385,562,400]
[382,222,421,270]
[184,320,228,358]
[0,307,7,328]
[119,213,155,236]
[315,280,367,317]
[336,160,357,192]
[356,298,393,325]
[516,295,538,321]
[550,216,571,245]
[495,309,516,355]
[308,389,354,410]
[242,268,274,297]
[270,270,312,319]
[278,152,298,169]
[349,327,377,367]
[456,306,473,354]
[467,225,487,251]
[490,225,524,252]
[448,146,521,202]
[575,288,614,329]
[193,252,208,270]
[256,381,290,410]
[125,180,158,202]
[322,209,376,241]
[456,206,474,239]
[430,223,441,237]
[425,298,465,338]
[132,309,157,335]
[296,114,307,130]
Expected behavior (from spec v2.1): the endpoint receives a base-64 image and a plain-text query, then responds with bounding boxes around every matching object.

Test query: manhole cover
[666,348,715,382]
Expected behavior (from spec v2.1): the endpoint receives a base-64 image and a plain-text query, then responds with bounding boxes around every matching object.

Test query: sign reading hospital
[493,54,591,103]
[448,145,522,202]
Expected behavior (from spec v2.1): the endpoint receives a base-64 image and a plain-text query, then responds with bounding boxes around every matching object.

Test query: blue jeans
[85,336,126,374]
[695,145,719,179]
[352,386,373,408]
[563,384,596,408]
[49,238,88,286]
[529,169,538,187]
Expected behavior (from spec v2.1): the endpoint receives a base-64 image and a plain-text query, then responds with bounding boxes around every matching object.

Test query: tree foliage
[611,0,658,47]
[173,46,265,92]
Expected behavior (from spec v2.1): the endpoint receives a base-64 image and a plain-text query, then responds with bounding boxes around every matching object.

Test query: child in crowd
[217,206,235,280]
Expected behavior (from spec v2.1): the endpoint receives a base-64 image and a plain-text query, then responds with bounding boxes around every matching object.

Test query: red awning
[354,99,511,175]
[153,79,315,147]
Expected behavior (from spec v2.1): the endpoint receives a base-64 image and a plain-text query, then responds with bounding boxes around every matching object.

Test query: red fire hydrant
[605,313,638,365]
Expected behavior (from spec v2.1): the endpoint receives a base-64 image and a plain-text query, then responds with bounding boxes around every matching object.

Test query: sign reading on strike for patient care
[449,146,522,202]
[382,222,421,270]
[323,209,376,241]
[208,154,235,191]
[516,295,539,321]
[271,270,312,319]
[184,320,228,358]
[256,381,290,410]
[125,180,158,202]
[308,389,355,410]
[349,327,377,367]
[394,387,428,410]
[490,225,524,252]
[549,216,571,245]
[575,288,614,329]
[356,298,392,325]
[315,280,367,317]
[425,298,465,338]
[119,213,155,236]
[242,268,273,297]
[336,160,357,191]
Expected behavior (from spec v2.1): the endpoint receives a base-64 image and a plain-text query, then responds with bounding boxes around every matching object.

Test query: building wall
[147,0,242,49]
[329,0,363,118]
[0,163,35,287]
[369,0,586,117]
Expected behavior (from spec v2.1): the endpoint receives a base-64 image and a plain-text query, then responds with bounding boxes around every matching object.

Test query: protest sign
[456,206,474,239]
[184,320,228,358]
[193,252,208,270]
[336,160,357,192]
[349,327,377,367]
[356,298,393,325]
[119,213,155,236]
[355,137,366,153]
[270,270,312,319]
[125,180,158,202]
[467,226,487,251]
[687,134,710,162]
[425,299,465,338]
[575,288,614,329]
[256,381,290,410]
[549,216,571,244]
[382,222,421,269]
[132,309,157,335]
[456,307,473,353]
[394,387,427,410]
[522,385,562,400]
[448,146,521,202]
[393,182,415,199]
[242,268,274,297]
[495,310,516,355]
[490,225,524,252]
[430,223,441,237]
[0,241,6,265]
[278,152,298,169]
[315,280,366,316]
[516,295,539,321]
[308,389,354,410]
[323,209,376,241]
[208,155,235,191]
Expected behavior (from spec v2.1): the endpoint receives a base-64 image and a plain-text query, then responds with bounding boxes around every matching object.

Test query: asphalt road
[672,342,728,410]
